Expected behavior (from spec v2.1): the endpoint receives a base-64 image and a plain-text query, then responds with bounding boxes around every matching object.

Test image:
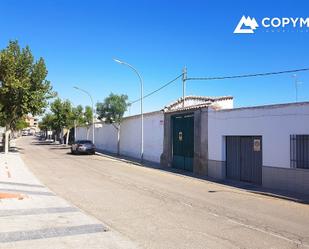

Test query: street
[18,136,309,249]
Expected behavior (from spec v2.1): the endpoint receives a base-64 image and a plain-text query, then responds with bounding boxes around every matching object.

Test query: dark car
[71,140,95,155]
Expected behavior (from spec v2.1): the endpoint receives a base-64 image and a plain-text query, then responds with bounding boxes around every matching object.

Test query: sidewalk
[0,152,138,249]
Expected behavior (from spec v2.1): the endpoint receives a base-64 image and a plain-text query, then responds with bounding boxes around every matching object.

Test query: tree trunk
[117,124,120,156]
[66,129,70,145]
[55,130,59,142]
[4,129,10,154]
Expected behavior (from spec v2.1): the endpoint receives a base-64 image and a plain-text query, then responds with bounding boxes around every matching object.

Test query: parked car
[22,130,28,136]
[71,140,95,155]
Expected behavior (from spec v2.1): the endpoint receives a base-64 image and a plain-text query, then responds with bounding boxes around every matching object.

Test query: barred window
[290,135,309,169]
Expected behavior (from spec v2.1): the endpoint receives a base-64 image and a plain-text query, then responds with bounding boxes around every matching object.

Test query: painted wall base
[262,166,309,194]
[208,160,226,180]
[207,161,309,195]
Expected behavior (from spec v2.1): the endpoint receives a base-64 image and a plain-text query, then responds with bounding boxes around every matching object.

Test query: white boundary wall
[76,124,118,154]
[76,111,164,163]
[120,111,164,162]
[95,124,118,153]
[208,102,309,168]
[76,126,88,141]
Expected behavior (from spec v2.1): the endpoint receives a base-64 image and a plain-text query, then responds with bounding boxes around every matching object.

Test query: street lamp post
[113,59,144,162]
[73,86,95,145]
[292,74,302,103]
[74,119,77,142]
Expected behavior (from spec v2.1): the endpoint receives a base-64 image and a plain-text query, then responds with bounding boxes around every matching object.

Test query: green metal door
[172,114,194,171]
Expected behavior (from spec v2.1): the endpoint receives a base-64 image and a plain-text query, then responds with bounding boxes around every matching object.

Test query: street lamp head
[73,86,79,90]
[113,58,124,64]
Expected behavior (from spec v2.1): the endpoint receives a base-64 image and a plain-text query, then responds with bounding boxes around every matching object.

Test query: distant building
[25,115,39,132]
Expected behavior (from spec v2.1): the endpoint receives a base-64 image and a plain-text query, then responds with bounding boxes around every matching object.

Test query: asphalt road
[18,137,309,249]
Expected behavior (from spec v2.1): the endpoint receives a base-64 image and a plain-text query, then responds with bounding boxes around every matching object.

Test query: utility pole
[182,67,187,108]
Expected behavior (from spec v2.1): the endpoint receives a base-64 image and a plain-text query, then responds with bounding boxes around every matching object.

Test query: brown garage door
[226,136,262,185]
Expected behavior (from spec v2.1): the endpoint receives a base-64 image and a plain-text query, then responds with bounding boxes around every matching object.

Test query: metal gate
[172,114,194,171]
[226,136,262,185]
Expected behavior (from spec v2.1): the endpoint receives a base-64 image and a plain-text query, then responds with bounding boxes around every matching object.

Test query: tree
[0,40,53,152]
[72,105,84,127]
[69,105,92,143]
[83,105,93,140]
[96,93,129,155]
[50,98,75,144]
[39,113,55,138]
[49,100,95,144]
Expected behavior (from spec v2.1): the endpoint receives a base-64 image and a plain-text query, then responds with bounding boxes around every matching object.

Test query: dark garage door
[226,136,262,185]
[172,114,194,171]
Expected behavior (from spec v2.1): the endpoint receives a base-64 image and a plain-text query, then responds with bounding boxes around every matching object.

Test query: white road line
[226,217,309,248]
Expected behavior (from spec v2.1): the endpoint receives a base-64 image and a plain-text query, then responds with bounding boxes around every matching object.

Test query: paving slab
[0,152,138,248]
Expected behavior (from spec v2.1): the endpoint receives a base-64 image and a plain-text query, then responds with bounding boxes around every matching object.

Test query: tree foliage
[84,106,93,125]
[38,113,55,131]
[14,118,28,131]
[50,98,73,133]
[0,40,53,130]
[96,93,129,124]
[96,93,130,155]
[41,100,92,134]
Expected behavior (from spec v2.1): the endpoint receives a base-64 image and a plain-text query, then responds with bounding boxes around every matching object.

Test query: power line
[129,67,309,105]
[129,73,183,105]
[187,68,309,81]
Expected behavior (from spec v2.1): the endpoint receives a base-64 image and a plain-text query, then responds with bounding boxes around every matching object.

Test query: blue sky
[1,0,309,115]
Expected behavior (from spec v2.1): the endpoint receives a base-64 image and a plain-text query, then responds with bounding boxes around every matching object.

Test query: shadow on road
[49,147,71,150]
[31,142,54,146]
[0,146,24,153]
[65,152,94,156]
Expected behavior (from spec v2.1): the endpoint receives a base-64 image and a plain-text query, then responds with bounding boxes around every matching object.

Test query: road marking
[5,166,11,178]
[0,188,55,196]
[0,181,45,188]
[226,217,309,248]
[0,224,107,243]
[205,210,309,248]
[0,207,78,217]
[181,201,193,207]
[209,212,219,217]
[0,192,25,200]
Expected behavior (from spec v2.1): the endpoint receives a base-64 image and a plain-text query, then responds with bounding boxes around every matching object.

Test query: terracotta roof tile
[163,95,233,112]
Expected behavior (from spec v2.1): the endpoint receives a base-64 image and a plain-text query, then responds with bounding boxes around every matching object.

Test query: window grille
[290,135,309,169]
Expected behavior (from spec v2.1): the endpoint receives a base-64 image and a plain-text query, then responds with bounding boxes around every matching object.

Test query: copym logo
[234,16,259,33]
[234,15,309,34]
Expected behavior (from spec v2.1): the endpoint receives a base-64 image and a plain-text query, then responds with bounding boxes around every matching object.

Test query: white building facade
[76,97,309,195]
[207,102,309,193]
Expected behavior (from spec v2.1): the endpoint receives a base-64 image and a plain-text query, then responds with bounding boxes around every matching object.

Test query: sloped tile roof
[163,95,233,113]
